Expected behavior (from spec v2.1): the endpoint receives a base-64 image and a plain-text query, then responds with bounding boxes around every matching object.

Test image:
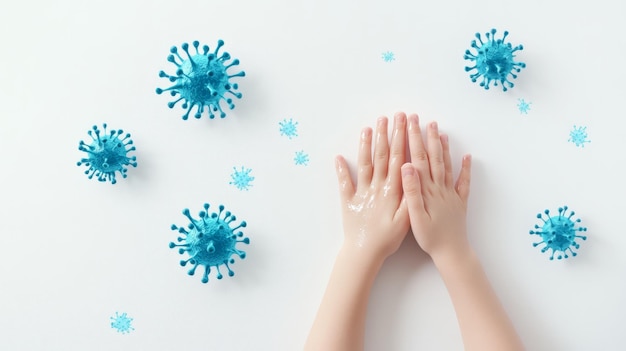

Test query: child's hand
[335,113,410,262]
[400,114,472,262]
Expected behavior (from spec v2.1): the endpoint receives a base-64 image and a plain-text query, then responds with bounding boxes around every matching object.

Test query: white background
[1,0,625,350]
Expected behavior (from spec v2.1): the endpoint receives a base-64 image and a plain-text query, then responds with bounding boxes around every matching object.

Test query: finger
[455,154,472,204]
[427,122,445,185]
[335,155,355,201]
[388,112,407,193]
[372,117,390,182]
[401,163,426,216]
[407,114,431,183]
[441,134,453,187]
[394,195,410,229]
[357,127,373,187]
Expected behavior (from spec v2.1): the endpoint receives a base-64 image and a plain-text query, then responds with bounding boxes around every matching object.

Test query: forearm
[434,248,524,351]
[304,245,384,351]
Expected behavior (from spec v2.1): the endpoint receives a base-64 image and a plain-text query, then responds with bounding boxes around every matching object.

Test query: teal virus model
[529,206,588,260]
[517,98,531,114]
[229,166,254,191]
[77,124,137,184]
[170,203,250,283]
[156,40,245,120]
[464,29,526,91]
[569,125,591,147]
[279,118,299,139]
[110,312,134,334]
[381,51,395,62]
[294,150,310,166]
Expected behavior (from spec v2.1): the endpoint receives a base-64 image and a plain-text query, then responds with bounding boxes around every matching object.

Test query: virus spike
[157,39,245,121]
[77,123,137,184]
[464,28,526,91]
[170,203,250,283]
[529,205,588,260]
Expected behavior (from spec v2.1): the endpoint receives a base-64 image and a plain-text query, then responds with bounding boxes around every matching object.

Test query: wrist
[431,244,476,274]
[338,243,386,273]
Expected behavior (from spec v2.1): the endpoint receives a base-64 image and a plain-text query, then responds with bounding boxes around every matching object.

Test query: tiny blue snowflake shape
[229,166,255,191]
[294,150,310,166]
[110,312,134,334]
[568,125,591,147]
[517,98,531,114]
[382,51,395,62]
[279,118,299,139]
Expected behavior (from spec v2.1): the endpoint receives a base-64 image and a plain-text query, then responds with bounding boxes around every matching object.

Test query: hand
[335,113,410,262]
[400,114,472,261]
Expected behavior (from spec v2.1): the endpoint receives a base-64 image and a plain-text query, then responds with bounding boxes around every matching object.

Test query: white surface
[1,0,625,350]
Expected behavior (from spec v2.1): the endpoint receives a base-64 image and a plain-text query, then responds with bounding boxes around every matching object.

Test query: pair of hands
[335,112,472,263]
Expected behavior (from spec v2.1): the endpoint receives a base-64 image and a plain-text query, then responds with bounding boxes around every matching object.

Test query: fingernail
[401,164,414,177]
[441,134,448,143]
[430,122,438,130]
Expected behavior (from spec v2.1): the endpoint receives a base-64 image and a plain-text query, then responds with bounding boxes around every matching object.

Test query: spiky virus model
[110,312,134,334]
[170,203,250,283]
[464,29,526,91]
[77,124,137,184]
[156,40,245,120]
[529,205,588,260]
[569,125,591,147]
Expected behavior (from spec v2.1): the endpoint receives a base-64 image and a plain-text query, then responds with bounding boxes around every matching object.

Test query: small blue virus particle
[156,40,245,120]
[77,124,137,184]
[529,205,588,260]
[569,125,591,147]
[170,203,250,283]
[279,118,299,139]
[517,98,531,114]
[110,312,134,334]
[464,29,526,91]
[229,166,255,191]
[381,51,395,62]
[294,150,310,166]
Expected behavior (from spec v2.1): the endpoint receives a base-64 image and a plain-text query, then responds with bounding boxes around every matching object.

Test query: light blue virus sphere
[529,205,588,260]
[464,29,526,91]
[170,203,250,283]
[110,312,134,334]
[77,123,137,184]
[156,40,245,120]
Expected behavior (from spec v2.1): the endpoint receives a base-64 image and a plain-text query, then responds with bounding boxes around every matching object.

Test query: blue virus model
[110,312,134,334]
[517,98,531,114]
[381,51,395,62]
[77,124,137,184]
[229,166,254,191]
[569,125,591,147]
[169,203,250,283]
[464,29,526,91]
[529,205,588,260]
[156,40,245,120]
[294,150,310,166]
[279,118,299,139]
